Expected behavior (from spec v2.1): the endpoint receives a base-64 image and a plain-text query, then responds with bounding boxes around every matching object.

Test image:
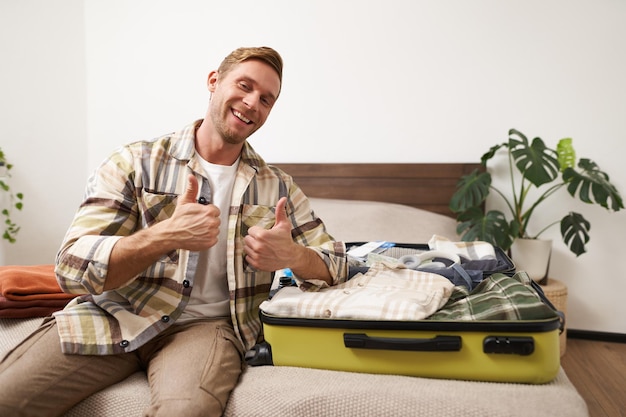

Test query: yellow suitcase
[260,312,561,384]
[256,270,563,384]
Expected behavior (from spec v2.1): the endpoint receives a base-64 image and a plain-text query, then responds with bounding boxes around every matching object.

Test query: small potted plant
[0,147,24,243]
[449,128,623,281]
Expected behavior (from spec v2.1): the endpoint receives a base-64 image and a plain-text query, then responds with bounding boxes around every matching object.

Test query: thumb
[273,197,290,229]
[179,174,199,205]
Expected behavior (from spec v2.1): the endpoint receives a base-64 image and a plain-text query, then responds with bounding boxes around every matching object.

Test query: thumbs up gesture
[167,175,221,251]
[243,197,295,271]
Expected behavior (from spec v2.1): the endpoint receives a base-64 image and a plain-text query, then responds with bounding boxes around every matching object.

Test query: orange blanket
[0,295,71,318]
[0,264,75,301]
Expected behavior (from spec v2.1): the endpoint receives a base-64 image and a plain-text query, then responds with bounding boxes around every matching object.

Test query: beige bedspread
[1,317,588,417]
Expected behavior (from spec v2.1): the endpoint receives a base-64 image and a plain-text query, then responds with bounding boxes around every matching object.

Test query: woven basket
[541,278,568,357]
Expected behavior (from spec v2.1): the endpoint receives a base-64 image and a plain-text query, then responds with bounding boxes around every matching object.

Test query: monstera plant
[449,128,623,257]
[0,147,24,243]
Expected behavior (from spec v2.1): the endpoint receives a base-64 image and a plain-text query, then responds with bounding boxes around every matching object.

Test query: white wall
[1,0,625,334]
[0,0,87,265]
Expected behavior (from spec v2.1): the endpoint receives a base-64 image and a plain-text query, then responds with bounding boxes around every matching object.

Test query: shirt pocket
[139,189,178,227]
[240,204,279,272]
[240,204,278,236]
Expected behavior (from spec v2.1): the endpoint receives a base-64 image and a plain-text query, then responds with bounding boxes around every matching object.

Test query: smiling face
[206,59,281,146]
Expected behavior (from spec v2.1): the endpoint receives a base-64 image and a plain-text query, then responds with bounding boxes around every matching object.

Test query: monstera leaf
[557,138,576,170]
[455,208,516,251]
[507,129,560,187]
[563,159,624,211]
[449,169,491,213]
[560,212,590,257]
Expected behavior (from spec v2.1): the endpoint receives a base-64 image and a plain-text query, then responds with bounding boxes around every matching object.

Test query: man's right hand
[167,174,221,251]
[104,174,220,290]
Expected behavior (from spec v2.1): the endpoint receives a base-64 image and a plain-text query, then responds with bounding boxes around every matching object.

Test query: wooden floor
[560,337,626,417]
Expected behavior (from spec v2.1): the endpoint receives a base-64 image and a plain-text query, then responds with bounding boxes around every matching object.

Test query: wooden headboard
[271,163,481,218]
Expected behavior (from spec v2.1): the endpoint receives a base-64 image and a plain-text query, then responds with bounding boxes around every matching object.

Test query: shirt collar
[169,120,266,172]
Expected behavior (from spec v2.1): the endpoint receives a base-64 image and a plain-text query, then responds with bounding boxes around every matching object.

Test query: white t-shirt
[178,156,239,321]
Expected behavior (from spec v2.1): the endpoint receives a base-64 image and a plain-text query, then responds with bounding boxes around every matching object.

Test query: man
[0,46,348,416]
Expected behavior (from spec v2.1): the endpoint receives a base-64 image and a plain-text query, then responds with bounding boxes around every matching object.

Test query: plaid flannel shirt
[54,120,348,355]
[429,271,558,321]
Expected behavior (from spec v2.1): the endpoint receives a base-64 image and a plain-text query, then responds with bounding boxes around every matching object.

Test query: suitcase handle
[344,333,462,352]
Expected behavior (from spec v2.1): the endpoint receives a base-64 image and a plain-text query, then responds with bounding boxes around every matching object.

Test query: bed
[0,163,588,416]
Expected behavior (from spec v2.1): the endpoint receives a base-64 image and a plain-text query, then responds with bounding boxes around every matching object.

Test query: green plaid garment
[428,271,558,321]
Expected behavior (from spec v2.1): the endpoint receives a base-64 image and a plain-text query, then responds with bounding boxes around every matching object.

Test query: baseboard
[567,329,626,343]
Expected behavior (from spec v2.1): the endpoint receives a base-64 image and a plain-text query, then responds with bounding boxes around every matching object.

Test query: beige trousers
[0,317,244,417]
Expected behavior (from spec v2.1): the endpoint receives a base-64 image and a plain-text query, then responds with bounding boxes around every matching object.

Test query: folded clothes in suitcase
[255,264,563,384]
[345,236,515,290]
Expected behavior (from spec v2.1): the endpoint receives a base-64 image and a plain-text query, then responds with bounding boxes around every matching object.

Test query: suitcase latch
[483,336,534,356]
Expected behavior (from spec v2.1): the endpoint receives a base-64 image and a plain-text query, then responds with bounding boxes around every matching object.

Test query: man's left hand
[243,197,295,271]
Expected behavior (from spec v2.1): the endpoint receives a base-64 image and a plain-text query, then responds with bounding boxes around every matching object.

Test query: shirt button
[183,280,190,288]
[119,340,129,348]
[161,315,170,323]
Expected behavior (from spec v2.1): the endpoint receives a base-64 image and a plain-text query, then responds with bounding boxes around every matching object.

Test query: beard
[209,100,260,145]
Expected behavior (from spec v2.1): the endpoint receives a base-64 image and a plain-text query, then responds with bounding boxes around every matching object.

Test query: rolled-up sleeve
[286,182,349,287]
[55,147,139,295]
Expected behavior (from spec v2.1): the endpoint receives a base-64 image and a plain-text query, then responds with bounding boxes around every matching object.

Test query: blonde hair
[218,46,283,93]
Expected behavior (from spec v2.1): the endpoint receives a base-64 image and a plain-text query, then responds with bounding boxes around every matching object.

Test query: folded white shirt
[260,262,454,321]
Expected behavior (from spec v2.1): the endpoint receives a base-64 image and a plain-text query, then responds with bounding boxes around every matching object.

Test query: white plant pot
[510,238,552,283]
